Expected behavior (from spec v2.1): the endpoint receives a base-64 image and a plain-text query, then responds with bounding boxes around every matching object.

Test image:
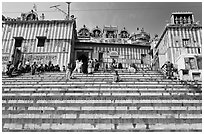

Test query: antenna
[66,2,71,20]
[50,5,60,8]
[50,4,68,20]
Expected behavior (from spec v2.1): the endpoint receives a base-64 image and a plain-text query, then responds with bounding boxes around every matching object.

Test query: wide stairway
[2,70,202,132]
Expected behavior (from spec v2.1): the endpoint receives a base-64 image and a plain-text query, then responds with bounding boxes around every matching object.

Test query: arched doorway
[76,52,89,73]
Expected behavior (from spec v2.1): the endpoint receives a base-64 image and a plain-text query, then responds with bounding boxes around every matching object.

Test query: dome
[130,28,150,44]
[78,25,90,38]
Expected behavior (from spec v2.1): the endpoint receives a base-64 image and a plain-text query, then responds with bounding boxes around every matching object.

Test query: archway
[77,52,89,73]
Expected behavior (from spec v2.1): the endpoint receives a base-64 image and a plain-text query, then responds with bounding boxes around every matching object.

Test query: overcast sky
[2,2,202,37]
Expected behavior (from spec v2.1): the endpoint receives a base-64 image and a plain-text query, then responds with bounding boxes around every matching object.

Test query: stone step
[3,73,165,77]
[3,105,202,111]
[2,88,199,94]
[20,71,163,75]
[2,84,189,88]
[2,76,165,81]
[2,78,201,84]
[2,123,202,132]
[2,94,201,100]
[2,101,202,107]
[2,92,201,97]
[2,72,164,77]
[3,109,201,114]
[2,71,163,75]
[2,113,202,119]
[2,79,182,84]
[2,118,202,124]
[1,80,189,85]
[3,87,194,91]
[3,99,201,104]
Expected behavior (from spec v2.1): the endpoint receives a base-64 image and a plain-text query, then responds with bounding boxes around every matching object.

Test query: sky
[2,2,202,38]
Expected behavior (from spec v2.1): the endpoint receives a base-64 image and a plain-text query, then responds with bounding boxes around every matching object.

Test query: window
[98,52,103,62]
[198,48,201,54]
[14,37,23,47]
[37,36,46,47]
[196,56,202,69]
[184,57,197,70]
[182,39,189,47]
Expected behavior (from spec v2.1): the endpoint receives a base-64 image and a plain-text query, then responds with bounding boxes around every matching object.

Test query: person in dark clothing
[55,65,60,72]
[50,64,55,72]
[66,63,73,81]
[94,59,100,71]
[17,61,24,74]
[62,65,66,72]
[81,60,88,74]
[113,70,122,82]
[118,63,123,69]
[31,62,37,75]
[48,61,52,71]
[162,61,174,79]
[6,61,12,73]
[45,64,49,72]
[111,58,117,69]
[166,61,174,79]
[25,60,31,73]
[6,61,15,77]
[37,64,44,73]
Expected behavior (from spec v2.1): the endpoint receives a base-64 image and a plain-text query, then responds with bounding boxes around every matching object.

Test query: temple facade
[76,25,151,68]
[2,10,151,72]
[2,10,201,76]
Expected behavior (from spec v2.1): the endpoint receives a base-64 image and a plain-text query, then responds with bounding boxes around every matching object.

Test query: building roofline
[155,24,202,48]
[2,19,75,24]
[171,11,193,15]
[155,26,168,49]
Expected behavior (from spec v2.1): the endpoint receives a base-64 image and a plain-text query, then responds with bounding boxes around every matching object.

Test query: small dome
[130,28,150,44]
[78,25,90,38]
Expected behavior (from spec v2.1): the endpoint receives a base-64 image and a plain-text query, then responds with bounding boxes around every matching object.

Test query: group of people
[161,61,178,79]
[65,59,100,81]
[29,61,60,75]
[65,58,122,82]
[65,58,138,82]
[6,60,61,77]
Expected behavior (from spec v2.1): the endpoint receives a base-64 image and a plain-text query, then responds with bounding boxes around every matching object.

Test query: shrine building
[2,10,151,72]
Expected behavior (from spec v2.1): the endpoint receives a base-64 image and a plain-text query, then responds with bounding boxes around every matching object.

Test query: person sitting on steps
[113,70,122,82]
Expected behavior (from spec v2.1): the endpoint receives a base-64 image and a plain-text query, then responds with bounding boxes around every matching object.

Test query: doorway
[12,48,22,67]
[76,51,89,73]
[12,37,23,67]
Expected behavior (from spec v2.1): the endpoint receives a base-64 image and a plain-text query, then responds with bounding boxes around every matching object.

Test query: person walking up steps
[72,60,80,73]
[71,59,82,78]
[66,63,73,81]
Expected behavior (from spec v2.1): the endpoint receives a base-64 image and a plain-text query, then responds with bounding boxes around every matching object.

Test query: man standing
[31,62,37,75]
[162,61,174,79]
[25,60,31,73]
[66,63,73,81]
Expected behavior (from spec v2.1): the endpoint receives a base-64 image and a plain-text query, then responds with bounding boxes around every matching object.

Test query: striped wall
[157,26,202,68]
[75,43,151,69]
[2,20,75,71]
[168,27,202,59]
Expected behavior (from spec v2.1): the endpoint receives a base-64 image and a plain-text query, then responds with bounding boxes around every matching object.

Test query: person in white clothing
[78,60,83,73]
[72,60,83,73]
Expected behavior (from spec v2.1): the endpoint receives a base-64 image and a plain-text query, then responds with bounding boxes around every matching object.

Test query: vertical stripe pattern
[2,20,75,69]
